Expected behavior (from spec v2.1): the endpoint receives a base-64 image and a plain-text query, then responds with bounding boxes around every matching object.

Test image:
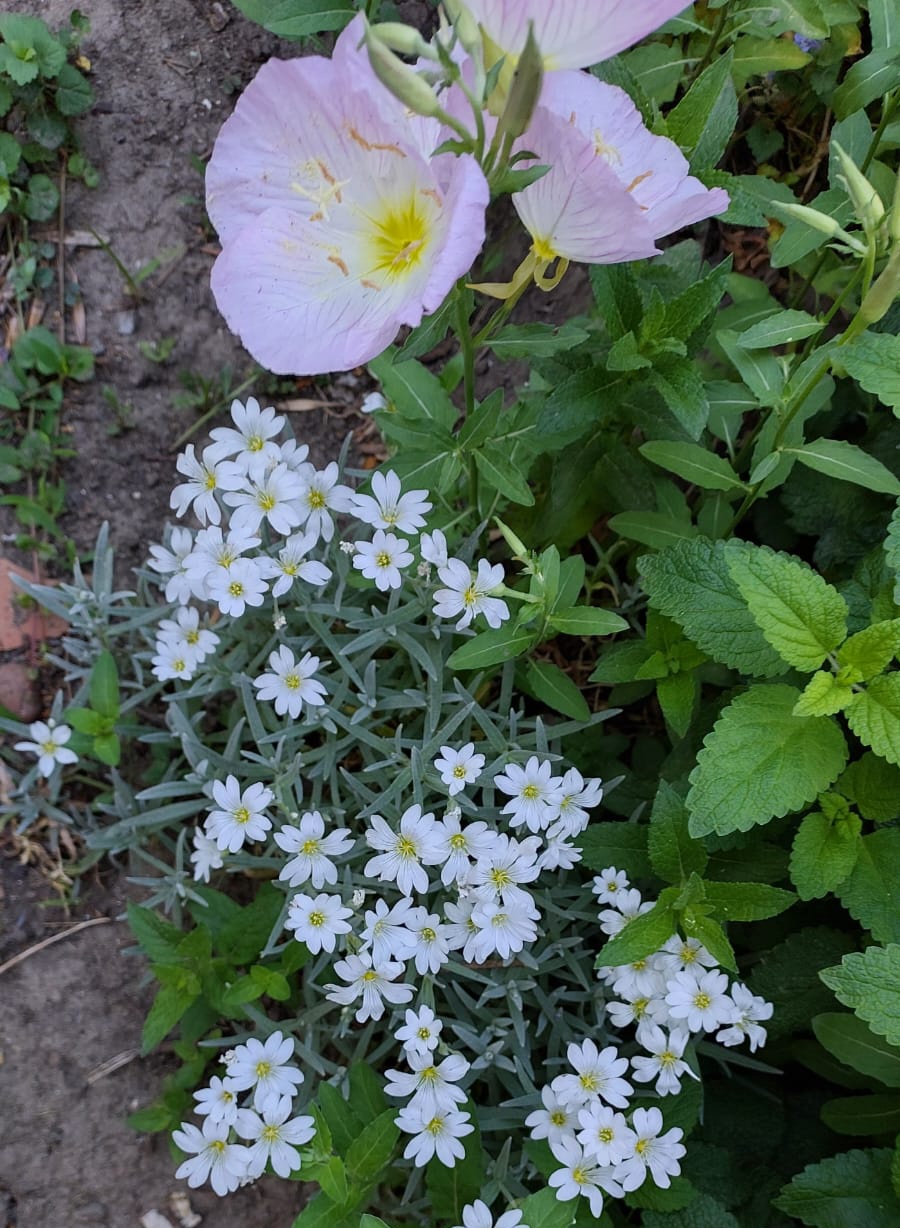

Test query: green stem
[456,290,476,420]
[861,90,896,174]
[459,77,487,164]
[690,1,730,83]
[172,369,261,449]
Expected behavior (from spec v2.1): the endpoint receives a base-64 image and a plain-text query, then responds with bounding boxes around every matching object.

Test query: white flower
[631,1026,697,1096]
[434,814,497,887]
[157,605,219,663]
[443,896,481,962]
[147,526,195,604]
[598,888,654,936]
[396,1103,473,1167]
[170,444,244,526]
[525,1083,579,1148]
[535,833,582,873]
[453,1200,525,1228]
[610,956,668,1001]
[548,1135,622,1218]
[406,905,452,975]
[253,646,328,719]
[616,1107,685,1192]
[591,867,630,906]
[206,555,269,617]
[433,558,510,630]
[208,396,286,480]
[434,743,486,796]
[385,1049,470,1115]
[234,1093,316,1179]
[296,462,354,542]
[225,462,307,536]
[353,529,414,591]
[352,469,432,533]
[225,1030,304,1110]
[15,720,78,778]
[554,1039,633,1110]
[395,1005,443,1056]
[493,757,564,833]
[205,775,273,852]
[326,951,413,1022]
[604,989,669,1034]
[420,528,449,569]
[576,1103,636,1167]
[360,896,418,965]
[716,982,773,1052]
[470,892,540,962]
[364,804,445,896]
[285,892,353,954]
[173,1117,249,1196]
[655,934,719,975]
[665,968,733,1034]
[548,768,603,839]
[151,639,198,682]
[468,833,542,904]
[193,1075,241,1126]
[191,829,224,882]
[183,524,261,597]
[258,529,332,597]
[274,811,354,888]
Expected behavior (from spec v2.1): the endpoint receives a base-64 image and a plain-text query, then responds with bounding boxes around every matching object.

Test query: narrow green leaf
[814,1013,900,1087]
[786,438,900,497]
[474,446,535,506]
[523,659,590,721]
[89,649,120,718]
[702,880,797,921]
[639,440,745,492]
[735,308,823,349]
[821,1094,900,1136]
[832,49,900,119]
[548,605,628,636]
[447,627,537,670]
[609,511,698,549]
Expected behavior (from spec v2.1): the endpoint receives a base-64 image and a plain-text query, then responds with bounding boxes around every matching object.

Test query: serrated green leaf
[639,441,744,492]
[839,620,900,681]
[518,1188,576,1228]
[658,670,698,737]
[886,502,900,604]
[141,984,197,1055]
[596,898,676,966]
[822,948,900,1047]
[735,309,823,349]
[786,439,900,497]
[702,880,797,921]
[548,605,628,636]
[648,781,708,884]
[840,333,900,410]
[837,829,900,943]
[638,537,785,677]
[837,753,900,822]
[609,511,698,549]
[790,810,862,900]
[126,902,185,964]
[643,1191,738,1227]
[646,356,710,439]
[523,659,590,721]
[667,50,737,171]
[846,674,900,766]
[794,670,856,716]
[725,541,848,671]
[774,1146,898,1227]
[687,684,848,836]
[814,1013,900,1087]
[447,627,537,670]
[577,822,651,879]
[55,61,93,115]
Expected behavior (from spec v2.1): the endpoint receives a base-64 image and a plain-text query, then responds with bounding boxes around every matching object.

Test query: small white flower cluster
[173,1031,314,1195]
[592,868,773,1056]
[147,397,511,688]
[14,718,78,778]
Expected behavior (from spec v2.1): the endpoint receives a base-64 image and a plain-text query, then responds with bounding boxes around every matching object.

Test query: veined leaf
[639,440,745,492]
[786,438,900,497]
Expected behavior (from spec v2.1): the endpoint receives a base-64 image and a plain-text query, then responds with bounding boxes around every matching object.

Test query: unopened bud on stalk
[496,21,543,141]
[441,0,486,99]
[833,141,885,235]
[363,21,443,117]
[891,168,900,245]
[858,249,900,326]
[370,22,437,61]
[494,516,530,562]
[774,200,867,255]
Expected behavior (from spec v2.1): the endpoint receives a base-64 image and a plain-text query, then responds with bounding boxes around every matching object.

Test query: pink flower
[206,17,488,376]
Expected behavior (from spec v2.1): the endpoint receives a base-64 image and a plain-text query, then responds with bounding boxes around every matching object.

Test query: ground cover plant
[3,0,900,1225]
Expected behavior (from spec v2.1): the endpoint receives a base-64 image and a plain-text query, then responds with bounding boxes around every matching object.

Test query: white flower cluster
[14,718,78,778]
[147,396,511,686]
[173,1031,314,1194]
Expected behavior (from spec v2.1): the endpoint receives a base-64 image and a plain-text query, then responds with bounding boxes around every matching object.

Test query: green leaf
[639,441,744,492]
[735,308,823,349]
[577,822,651,879]
[646,356,711,439]
[657,670,698,737]
[790,811,862,901]
[291,1193,359,1228]
[90,649,120,718]
[126,902,185,964]
[141,984,197,1055]
[822,947,900,1047]
[643,1192,739,1228]
[596,898,676,966]
[608,511,698,549]
[317,1084,361,1155]
[517,1188,575,1228]
[347,1062,388,1125]
[717,328,785,407]
[667,49,737,171]
[786,439,900,497]
[837,753,900,823]
[681,913,736,973]
[474,445,535,506]
[426,1108,484,1219]
[794,670,856,717]
[725,541,849,671]
[648,781,708,884]
[687,684,849,836]
[93,731,121,766]
[221,975,266,1010]
[836,829,900,944]
[839,621,900,680]
[870,0,899,49]
[774,1147,898,1227]
[832,48,900,119]
[66,707,105,735]
[638,537,786,677]
[814,1013,900,1087]
[447,626,537,670]
[547,605,628,636]
[230,0,354,38]
[345,1109,398,1183]
[846,674,900,766]
[522,660,590,722]
[488,322,589,358]
[733,35,811,82]
[24,172,59,222]
[55,61,93,115]
[702,880,797,921]
[368,351,458,430]
[822,1094,900,1136]
[840,333,900,410]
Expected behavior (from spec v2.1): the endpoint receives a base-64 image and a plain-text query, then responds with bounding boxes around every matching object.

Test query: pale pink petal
[420,154,489,313]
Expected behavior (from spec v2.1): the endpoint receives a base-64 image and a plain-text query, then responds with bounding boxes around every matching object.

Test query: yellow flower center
[173,658,186,673]
[40,739,58,754]
[532,235,558,263]
[522,784,540,801]
[186,628,200,644]
[449,833,467,850]
[285,673,301,690]
[255,1060,272,1078]
[419,1066,438,1083]
[262,1123,280,1142]
[572,1166,589,1187]
[248,434,264,452]
[660,1050,677,1067]
[307,488,326,509]
[204,470,217,491]
[681,944,697,963]
[426,1116,444,1135]
[228,581,244,597]
[282,562,298,576]
[580,1072,599,1092]
[209,1139,227,1155]
[489,867,512,889]
[598,1126,614,1142]
[258,491,277,512]
[362,969,378,982]
[452,764,468,778]
[694,992,712,1010]
[302,838,319,855]
[422,927,436,942]
[417,1026,431,1040]
[633,997,649,1018]
[369,198,429,278]
[234,807,251,825]
[550,1110,568,1127]
[635,1138,649,1155]
[463,584,478,606]
[397,836,418,858]
[491,912,508,928]
[376,551,392,568]
[309,910,325,927]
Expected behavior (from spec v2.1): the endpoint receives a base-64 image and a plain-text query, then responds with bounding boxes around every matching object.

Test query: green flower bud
[833,141,885,235]
[496,21,543,141]
[370,22,436,62]
[363,21,442,118]
[859,249,900,326]
[891,167,900,245]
